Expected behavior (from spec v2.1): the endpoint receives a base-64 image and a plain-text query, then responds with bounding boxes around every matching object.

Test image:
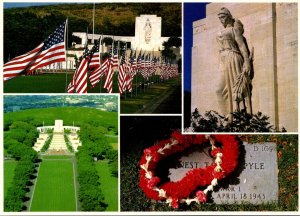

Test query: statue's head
[218,7,233,28]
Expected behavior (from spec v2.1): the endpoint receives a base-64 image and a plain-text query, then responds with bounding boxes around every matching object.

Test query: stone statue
[144,18,152,44]
[216,7,253,121]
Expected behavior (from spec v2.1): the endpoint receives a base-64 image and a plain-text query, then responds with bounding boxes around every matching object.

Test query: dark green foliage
[64,134,74,153]
[4,119,13,131]
[102,37,113,45]
[4,120,38,211]
[41,134,53,152]
[189,109,285,132]
[163,36,181,48]
[76,149,107,211]
[75,122,118,211]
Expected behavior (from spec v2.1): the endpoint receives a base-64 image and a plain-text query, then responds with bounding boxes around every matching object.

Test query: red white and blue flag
[118,52,127,94]
[4,20,67,81]
[89,57,108,87]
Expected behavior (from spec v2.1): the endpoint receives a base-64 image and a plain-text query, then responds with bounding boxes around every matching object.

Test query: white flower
[207,185,214,191]
[145,171,152,179]
[215,157,222,164]
[158,189,166,198]
[216,153,223,157]
[211,178,218,186]
[140,164,148,171]
[157,148,164,154]
[145,155,152,162]
[164,143,171,149]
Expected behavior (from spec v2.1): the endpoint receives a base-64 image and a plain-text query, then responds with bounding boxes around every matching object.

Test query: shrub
[189,109,286,132]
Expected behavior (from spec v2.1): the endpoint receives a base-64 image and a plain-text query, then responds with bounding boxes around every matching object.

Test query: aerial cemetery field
[4,103,118,212]
[30,156,76,211]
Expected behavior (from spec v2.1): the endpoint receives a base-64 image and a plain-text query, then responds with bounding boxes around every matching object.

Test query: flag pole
[92,3,95,44]
[124,43,127,100]
[65,18,68,93]
[99,34,103,93]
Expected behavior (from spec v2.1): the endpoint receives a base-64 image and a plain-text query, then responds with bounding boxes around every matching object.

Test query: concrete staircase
[48,132,67,151]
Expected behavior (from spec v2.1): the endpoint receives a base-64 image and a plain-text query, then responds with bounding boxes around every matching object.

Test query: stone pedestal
[191,3,297,131]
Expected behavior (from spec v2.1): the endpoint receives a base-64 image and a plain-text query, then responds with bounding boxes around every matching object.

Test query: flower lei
[139,131,240,209]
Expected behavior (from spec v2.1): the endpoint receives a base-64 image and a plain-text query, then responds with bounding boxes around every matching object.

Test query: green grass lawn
[30,159,76,211]
[4,160,18,199]
[4,107,117,133]
[4,74,73,93]
[120,76,181,113]
[41,155,73,160]
[95,160,118,211]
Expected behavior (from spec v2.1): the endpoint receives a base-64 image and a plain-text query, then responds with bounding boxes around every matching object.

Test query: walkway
[48,132,67,151]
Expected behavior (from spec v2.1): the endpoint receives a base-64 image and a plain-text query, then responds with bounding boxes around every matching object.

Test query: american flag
[141,54,149,79]
[67,49,91,93]
[68,41,102,93]
[88,39,100,68]
[4,20,67,81]
[89,57,108,87]
[118,51,127,94]
[103,58,113,93]
[137,50,143,70]
[129,50,137,75]
[111,46,119,69]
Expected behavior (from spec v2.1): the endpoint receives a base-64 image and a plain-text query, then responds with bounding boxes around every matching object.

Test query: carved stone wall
[191,3,298,131]
[132,15,168,51]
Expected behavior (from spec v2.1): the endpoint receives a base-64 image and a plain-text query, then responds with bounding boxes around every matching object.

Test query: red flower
[196,191,207,203]
[139,133,240,208]
[171,198,179,209]
[211,148,222,157]
[143,148,152,155]
[147,177,160,189]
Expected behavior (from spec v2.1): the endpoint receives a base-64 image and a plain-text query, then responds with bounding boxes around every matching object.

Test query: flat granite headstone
[169,142,278,204]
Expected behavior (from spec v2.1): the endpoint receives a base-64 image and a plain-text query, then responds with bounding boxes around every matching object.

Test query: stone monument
[216,7,253,121]
[54,120,64,133]
[169,142,278,204]
[191,3,298,131]
[132,15,167,51]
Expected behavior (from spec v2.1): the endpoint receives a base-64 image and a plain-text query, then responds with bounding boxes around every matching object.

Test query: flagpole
[92,3,95,44]
[124,43,127,100]
[65,18,68,93]
[99,34,103,93]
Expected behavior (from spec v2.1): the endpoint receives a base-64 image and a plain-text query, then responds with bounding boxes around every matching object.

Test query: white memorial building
[33,120,81,153]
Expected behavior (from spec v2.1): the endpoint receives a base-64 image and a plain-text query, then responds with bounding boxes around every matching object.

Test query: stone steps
[48,133,67,151]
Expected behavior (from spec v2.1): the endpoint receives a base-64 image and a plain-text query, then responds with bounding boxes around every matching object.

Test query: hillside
[4,3,181,61]
[4,107,118,134]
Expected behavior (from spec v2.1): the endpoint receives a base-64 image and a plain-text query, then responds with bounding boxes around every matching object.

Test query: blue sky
[4,2,64,8]
[184,3,208,92]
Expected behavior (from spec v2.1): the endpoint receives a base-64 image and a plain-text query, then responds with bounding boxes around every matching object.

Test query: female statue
[216,7,253,121]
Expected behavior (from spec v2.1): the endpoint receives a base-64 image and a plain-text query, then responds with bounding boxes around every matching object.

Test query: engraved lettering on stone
[168,142,278,204]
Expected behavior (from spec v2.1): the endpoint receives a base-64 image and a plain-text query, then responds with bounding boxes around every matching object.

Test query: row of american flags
[3,20,179,94]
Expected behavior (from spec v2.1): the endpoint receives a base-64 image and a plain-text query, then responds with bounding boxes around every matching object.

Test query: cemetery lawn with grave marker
[121,134,298,211]
[95,160,118,211]
[30,158,76,211]
[4,160,18,198]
